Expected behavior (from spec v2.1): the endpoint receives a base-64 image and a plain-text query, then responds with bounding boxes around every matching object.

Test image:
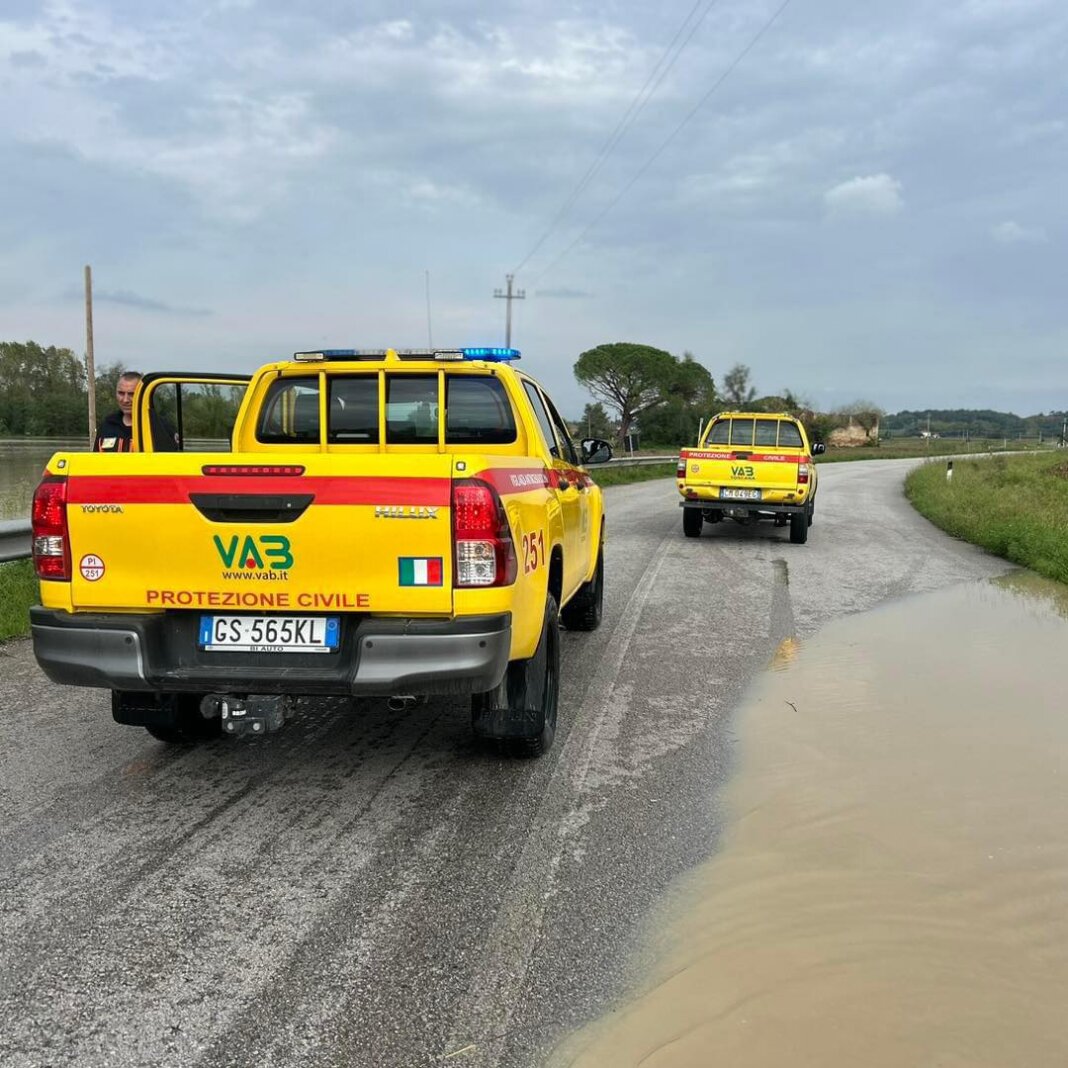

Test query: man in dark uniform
[94,371,178,451]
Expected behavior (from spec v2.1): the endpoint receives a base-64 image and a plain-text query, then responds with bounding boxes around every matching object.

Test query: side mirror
[812,442,826,455]
[581,438,614,465]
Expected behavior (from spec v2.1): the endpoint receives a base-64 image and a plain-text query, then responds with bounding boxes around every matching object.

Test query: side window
[730,418,755,446]
[446,376,517,445]
[706,420,730,445]
[542,391,579,465]
[257,377,320,444]
[754,419,778,447]
[522,380,560,458]
[328,376,379,443]
[778,421,804,447]
[386,375,438,444]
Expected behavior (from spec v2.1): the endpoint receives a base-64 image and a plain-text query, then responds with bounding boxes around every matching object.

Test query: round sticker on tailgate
[80,554,105,581]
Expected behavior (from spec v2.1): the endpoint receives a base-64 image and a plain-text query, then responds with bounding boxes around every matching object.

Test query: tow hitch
[201,694,292,737]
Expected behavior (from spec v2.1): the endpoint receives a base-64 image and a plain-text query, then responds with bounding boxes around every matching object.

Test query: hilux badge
[374,505,439,519]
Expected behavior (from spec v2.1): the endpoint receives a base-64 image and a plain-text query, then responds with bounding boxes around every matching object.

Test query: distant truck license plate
[198,615,339,653]
[721,488,761,500]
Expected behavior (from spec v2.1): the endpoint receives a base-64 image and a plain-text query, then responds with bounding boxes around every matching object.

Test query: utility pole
[493,274,525,348]
[84,265,97,449]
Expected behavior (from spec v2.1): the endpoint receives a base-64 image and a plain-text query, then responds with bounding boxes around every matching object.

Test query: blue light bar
[461,347,521,361]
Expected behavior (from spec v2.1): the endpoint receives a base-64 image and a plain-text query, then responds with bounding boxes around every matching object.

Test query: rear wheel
[683,508,703,538]
[471,594,560,758]
[561,543,604,631]
[789,511,809,544]
[807,500,815,526]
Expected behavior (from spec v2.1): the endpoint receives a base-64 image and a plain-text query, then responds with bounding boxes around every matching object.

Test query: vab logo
[213,534,293,570]
[731,465,756,479]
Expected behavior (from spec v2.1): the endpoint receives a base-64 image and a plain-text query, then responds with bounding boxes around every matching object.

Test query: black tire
[789,511,809,544]
[807,500,814,526]
[471,594,560,758]
[561,543,604,631]
[683,508,703,538]
[144,694,221,744]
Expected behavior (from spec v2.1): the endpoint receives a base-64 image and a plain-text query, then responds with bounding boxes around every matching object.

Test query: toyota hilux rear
[676,411,825,544]
[30,348,613,755]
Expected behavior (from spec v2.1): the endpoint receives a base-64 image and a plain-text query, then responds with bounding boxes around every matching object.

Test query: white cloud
[823,174,904,217]
[991,220,1048,244]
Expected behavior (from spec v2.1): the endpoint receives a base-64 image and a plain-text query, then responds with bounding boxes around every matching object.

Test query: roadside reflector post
[946,460,953,481]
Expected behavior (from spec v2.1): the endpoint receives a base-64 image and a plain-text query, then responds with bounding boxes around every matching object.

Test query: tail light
[32,475,71,581]
[798,462,810,485]
[452,479,517,587]
[676,455,687,479]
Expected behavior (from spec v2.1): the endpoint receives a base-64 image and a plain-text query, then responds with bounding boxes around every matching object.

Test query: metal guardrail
[0,520,31,564]
[606,454,676,468]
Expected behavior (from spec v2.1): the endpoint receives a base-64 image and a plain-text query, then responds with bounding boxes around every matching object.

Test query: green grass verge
[590,462,677,487]
[905,453,1068,584]
[0,559,37,642]
[819,438,1050,463]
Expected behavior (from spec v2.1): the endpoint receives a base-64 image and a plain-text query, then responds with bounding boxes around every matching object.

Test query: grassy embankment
[905,452,1068,584]
[818,437,1048,463]
[0,560,37,642]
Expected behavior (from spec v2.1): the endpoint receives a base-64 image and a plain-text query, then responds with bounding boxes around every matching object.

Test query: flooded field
[555,572,1068,1067]
[0,441,84,519]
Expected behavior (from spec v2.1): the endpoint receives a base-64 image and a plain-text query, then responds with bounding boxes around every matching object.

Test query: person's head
[115,371,142,417]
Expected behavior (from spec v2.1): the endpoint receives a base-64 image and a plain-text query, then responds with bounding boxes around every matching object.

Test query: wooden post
[85,265,97,449]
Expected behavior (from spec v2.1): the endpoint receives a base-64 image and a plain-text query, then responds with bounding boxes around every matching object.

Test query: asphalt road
[0,460,1008,1068]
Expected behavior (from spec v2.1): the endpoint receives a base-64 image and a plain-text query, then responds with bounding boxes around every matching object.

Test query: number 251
[523,531,545,574]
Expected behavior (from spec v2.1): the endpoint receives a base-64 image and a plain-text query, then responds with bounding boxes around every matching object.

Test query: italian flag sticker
[398,557,443,587]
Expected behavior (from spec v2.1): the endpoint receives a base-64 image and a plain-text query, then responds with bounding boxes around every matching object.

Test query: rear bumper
[30,607,511,697]
[679,498,810,515]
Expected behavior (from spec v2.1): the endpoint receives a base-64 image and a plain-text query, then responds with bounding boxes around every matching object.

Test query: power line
[529,0,796,289]
[511,0,723,277]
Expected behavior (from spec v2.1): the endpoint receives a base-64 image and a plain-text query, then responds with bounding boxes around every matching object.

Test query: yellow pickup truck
[30,348,612,756]
[676,411,825,544]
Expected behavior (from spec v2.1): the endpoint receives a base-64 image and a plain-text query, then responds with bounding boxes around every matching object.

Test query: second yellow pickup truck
[676,410,825,544]
[30,347,612,757]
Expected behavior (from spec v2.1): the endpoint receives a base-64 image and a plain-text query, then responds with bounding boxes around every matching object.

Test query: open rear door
[134,372,252,453]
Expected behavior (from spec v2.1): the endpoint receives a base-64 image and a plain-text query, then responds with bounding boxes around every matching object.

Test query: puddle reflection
[556,575,1068,1067]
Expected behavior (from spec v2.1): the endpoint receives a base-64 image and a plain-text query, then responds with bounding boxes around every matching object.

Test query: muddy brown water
[0,442,84,519]
[554,572,1068,1067]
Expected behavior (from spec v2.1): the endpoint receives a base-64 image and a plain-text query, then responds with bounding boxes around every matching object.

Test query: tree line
[4,336,1061,449]
[882,408,1068,440]
[0,340,239,440]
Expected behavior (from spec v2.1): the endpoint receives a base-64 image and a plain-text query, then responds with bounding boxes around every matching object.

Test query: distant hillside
[883,409,1068,440]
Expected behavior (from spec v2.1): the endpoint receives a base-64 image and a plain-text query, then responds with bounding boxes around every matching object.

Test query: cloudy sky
[1,0,1064,417]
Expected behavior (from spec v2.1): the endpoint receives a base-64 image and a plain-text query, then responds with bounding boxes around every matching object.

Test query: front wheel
[683,508,703,538]
[471,594,560,758]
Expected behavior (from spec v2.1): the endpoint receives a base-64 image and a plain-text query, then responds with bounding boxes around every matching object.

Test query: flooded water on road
[0,442,85,519]
[555,573,1068,1067]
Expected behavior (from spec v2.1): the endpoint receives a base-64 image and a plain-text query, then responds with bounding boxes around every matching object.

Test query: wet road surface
[0,459,1009,1067]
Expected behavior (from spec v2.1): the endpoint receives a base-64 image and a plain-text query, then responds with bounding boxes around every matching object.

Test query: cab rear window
[257,372,517,446]
[705,417,805,449]
[257,377,320,444]
[446,376,516,445]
